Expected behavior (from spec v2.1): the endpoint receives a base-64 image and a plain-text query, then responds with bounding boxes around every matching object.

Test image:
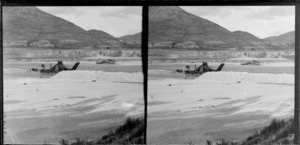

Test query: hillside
[87,29,122,48]
[149,6,290,50]
[232,31,268,50]
[119,32,141,42]
[3,7,139,49]
[264,31,294,49]
[119,32,141,47]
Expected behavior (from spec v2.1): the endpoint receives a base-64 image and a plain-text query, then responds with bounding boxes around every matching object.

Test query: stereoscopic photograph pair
[2,1,299,144]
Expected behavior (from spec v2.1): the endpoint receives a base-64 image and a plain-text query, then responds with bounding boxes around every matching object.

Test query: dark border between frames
[295,1,299,144]
[1,0,300,144]
[0,3,3,145]
[142,5,148,145]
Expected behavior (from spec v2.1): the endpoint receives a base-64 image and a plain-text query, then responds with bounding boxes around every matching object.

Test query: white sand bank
[51,70,143,82]
[198,71,293,84]
[148,71,294,118]
[4,70,144,116]
[4,70,144,144]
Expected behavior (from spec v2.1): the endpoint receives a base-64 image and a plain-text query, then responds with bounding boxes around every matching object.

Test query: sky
[181,6,295,39]
[38,6,142,37]
[38,6,294,39]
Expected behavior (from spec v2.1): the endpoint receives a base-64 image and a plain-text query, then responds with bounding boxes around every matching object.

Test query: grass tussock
[59,117,145,145]
[206,118,295,145]
[242,118,294,145]
[97,117,144,144]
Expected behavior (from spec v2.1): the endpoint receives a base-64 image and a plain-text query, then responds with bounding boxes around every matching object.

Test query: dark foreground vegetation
[206,118,295,145]
[59,117,144,145]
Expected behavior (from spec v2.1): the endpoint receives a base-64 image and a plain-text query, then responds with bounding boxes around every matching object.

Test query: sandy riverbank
[4,70,144,144]
[147,71,294,144]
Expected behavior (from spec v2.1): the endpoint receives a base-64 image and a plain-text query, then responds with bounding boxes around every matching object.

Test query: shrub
[208,118,295,145]
[242,118,294,145]
[97,117,145,144]
[59,117,144,145]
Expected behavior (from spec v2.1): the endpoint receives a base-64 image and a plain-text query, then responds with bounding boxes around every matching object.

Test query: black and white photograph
[147,6,295,144]
[3,6,144,144]
[2,1,300,145]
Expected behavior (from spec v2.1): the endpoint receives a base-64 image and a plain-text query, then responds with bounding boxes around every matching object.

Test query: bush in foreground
[97,117,145,144]
[59,117,144,145]
[206,118,295,145]
[242,118,294,145]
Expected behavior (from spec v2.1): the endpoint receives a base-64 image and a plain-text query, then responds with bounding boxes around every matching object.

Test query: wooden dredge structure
[96,59,115,64]
[176,62,225,75]
[241,60,260,65]
[32,61,80,73]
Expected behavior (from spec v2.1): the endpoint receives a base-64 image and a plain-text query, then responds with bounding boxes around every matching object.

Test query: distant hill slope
[3,7,88,41]
[119,32,141,47]
[3,7,139,49]
[149,6,291,50]
[88,29,118,41]
[263,31,294,49]
[232,30,268,49]
[264,31,294,44]
[87,29,122,48]
[119,32,141,41]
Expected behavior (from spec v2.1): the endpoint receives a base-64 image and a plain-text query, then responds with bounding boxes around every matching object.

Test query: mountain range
[149,6,294,50]
[3,6,294,50]
[3,7,141,49]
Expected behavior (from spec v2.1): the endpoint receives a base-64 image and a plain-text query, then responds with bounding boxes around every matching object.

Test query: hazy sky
[38,6,294,39]
[181,6,295,39]
[38,6,142,37]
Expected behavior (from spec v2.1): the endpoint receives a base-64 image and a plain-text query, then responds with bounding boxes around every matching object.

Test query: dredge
[96,59,115,64]
[176,62,225,75]
[31,61,80,74]
[241,60,260,65]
